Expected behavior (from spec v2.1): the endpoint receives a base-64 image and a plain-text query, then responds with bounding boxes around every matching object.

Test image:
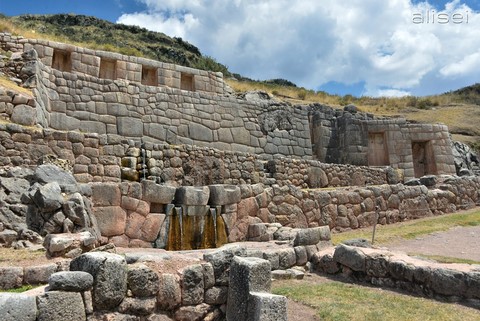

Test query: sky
[1,0,480,97]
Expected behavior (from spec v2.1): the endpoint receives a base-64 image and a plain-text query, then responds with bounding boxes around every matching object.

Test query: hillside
[0,13,229,75]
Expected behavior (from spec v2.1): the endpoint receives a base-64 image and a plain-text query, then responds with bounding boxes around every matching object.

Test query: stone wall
[313,245,480,304]
[0,108,391,188]
[264,176,480,232]
[309,104,456,179]
[1,33,227,95]
[0,247,295,321]
[0,33,313,160]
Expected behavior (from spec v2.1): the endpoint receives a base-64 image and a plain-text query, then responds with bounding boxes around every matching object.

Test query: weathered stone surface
[146,314,174,321]
[91,183,121,206]
[43,231,96,257]
[70,252,127,310]
[307,167,328,188]
[203,245,247,285]
[23,263,58,285]
[142,180,176,204]
[33,182,63,212]
[294,246,308,266]
[420,175,437,187]
[34,164,77,187]
[247,292,288,321]
[202,262,215,289]
[0,293,37,321]
[204,286,228,305]
[208,184,241,205]
[118,297,156,315]
[226,256,271,321]
[430,268,467,296]
[0,267,23,289]
[174,186,209,206]
[11,104,36,126]
[173,303,212,321]
[48,271,93,291]
[333,244,366,272]
[312,252,340,274]
[181,264,204,305]
[277,248,297,269]
[37,291,86,321]
[93,206,126,236]
[127,263,159,297]
[263,251,280,270]
[0,229,18,246]
[157,273,181,311]
[117,117,143,137]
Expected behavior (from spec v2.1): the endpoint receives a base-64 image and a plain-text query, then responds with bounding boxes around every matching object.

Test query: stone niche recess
[99,58,117,80]
[52,48,72,72]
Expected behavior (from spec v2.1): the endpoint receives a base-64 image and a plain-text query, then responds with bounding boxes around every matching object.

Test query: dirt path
[384,225,480,262]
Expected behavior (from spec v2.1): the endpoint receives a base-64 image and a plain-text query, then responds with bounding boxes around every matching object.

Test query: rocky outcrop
[0,161,100,253]
[451,140,479,175]
[23,164,100,252]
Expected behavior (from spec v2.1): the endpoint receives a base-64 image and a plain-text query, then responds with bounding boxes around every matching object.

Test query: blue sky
[1,0,480,97]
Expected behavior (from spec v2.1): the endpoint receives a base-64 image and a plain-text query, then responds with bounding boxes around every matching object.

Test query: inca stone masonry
[0,32,456,180]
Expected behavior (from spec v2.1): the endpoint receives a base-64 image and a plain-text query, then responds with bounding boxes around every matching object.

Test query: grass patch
[408,254,480,265]
[0,284,38,293]
[273,280,480,321]
[0,247,46,265]
[332,209,480,245]
[0,75,33,96]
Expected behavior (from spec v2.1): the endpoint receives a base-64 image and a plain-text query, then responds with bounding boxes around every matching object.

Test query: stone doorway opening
[412,141,437,177]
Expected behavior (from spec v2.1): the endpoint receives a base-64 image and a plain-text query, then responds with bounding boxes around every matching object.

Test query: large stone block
[33,182,63,212]
[181,264,205,305]
[0,267,23,289]
[141,214,165,242]
[48,271,94,291]
[91,183,121,206]
[208,184,241,205]
[127,263,159,297]
[157,273,181,311]
[226,257,271,321]
[333,244,366,272]
[293,226,331,246]
[70,252,127,310]
[43,231,97,258]
[188,122,213,142]
[142,180,176,204]
[24,263,58,285]
[174,186,209,206]
[37,291,86,321]
[93,206,126,237]
[117,117,143,137]
[247,292,288,321]
[0,293,37,321]
[203,245,247,285]
[11,104,36,126]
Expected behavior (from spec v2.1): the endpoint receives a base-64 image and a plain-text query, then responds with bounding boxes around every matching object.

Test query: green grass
[332,209,480,245]
[0,284,37,293]
[273,280,480,321]
[408,254,480,265]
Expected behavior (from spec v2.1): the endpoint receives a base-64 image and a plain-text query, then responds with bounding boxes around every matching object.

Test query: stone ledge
[313,245,480,304]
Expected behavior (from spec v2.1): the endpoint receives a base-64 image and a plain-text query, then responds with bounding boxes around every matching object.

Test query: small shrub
[297,90,307,100]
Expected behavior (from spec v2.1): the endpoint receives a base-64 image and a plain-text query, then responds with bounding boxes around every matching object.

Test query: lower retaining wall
[313,245,480,305]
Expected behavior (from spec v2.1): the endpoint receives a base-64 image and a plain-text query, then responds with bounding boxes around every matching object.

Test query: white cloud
[117,0,480,97]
